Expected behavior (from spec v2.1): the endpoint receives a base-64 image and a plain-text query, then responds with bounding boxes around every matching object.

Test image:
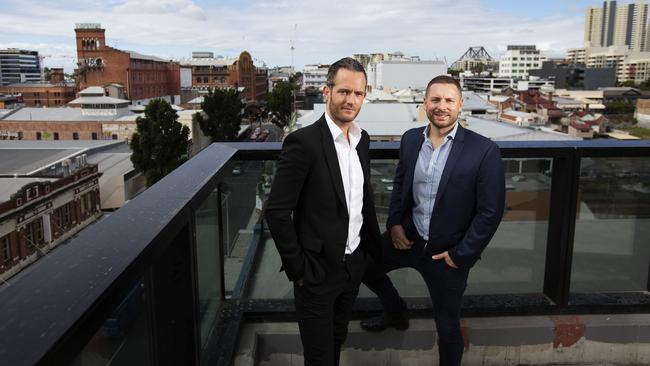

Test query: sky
[0,0,615,72]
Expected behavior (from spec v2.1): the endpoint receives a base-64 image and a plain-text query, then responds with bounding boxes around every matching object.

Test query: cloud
[0,0,585,69]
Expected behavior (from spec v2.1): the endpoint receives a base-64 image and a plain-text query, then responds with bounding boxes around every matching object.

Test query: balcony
[0,140,649,365]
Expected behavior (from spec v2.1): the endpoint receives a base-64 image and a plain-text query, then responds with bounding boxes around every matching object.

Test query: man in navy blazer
[361,75,505,366]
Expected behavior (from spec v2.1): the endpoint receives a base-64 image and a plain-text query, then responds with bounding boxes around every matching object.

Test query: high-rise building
[498,45,547,78]
[0,49,41,85]
[585,1,649,51]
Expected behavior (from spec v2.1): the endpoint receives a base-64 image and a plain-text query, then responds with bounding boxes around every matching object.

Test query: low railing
[0,140,649,366]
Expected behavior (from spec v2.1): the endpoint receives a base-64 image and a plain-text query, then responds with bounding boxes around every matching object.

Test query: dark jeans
[294,247,367,366]
[362,231,469,366]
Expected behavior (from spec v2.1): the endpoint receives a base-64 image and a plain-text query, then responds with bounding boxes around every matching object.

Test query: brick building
[0,83,76,107]
[0,160,101,281]
[74,23,180,104]
[181,51,268,102]
[0,87,137,141]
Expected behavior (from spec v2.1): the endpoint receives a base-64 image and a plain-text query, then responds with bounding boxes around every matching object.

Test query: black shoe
[360,312,409,332]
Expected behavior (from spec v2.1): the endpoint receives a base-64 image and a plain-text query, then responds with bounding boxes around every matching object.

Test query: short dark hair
[425,75,462,97]
[326,57,367,88]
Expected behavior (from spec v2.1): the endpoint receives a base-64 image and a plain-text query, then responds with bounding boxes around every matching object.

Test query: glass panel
[194,188,223,348]
[571,157,650,293]
[70,278,152,365]
[251,158,552,299]
[221,160,267,297]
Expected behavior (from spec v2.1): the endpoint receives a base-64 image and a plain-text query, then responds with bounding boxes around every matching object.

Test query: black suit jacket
[386,124,505,269]
[266,115,382,293]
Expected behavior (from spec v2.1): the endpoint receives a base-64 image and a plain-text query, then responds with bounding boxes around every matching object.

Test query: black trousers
[294,247,367,366]
[362,231,469,366]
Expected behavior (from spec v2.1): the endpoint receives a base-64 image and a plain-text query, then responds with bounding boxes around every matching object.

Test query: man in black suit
[266,57,381,366]
[360,75,505,366]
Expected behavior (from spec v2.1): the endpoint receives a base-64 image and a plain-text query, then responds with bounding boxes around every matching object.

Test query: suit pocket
[301,238,326,285]
[301,237,323,252]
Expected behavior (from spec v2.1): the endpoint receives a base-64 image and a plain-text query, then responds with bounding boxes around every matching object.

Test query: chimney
[50,68,64,84]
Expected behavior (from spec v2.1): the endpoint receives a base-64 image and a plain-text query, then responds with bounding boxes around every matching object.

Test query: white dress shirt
[324,112,364,255]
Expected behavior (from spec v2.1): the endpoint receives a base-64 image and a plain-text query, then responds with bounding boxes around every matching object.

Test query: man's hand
[296,278,304,287]
[390,225,414,250]
[432,251,458,268]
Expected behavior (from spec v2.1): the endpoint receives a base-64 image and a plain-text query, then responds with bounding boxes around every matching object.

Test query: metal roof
[68,96,131,105]
[1,107,134,122]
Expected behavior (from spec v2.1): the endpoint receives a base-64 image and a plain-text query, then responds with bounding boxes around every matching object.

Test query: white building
[367,59,447,91]
[498,45,547,78]
[302,64,329,91]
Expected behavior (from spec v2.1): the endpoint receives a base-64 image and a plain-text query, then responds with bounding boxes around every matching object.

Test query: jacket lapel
[434,124,465,208]
[317,116,347,210]
[403,127,426,206]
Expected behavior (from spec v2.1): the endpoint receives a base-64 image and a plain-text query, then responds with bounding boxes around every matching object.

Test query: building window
[36,132,42,140]
[112,134,118,140]
[92,132,98,140]
[54,132,59,140]
[1,235,10,263]
[62,204,71,226]
[73,132,79,140]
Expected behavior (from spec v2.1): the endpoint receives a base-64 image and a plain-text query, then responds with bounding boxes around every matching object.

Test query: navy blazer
[386,124,505,269]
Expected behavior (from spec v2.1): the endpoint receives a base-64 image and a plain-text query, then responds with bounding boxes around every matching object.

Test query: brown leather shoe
[360,312,409,332]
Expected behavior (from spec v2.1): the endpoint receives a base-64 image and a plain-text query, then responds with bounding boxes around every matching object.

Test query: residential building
[0,49,41,85]
[367,57,447,91]
[498,45,547,78]
[528,61,617,89]
[302,64,329,91]
[564,45,650,83]
[585,1,649,51]
[74,23,181,104]
[600,86,650,105]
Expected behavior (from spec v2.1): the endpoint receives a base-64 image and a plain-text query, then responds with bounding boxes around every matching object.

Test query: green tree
[605,100,635,114]
[130,99,190,187]
[43,67,51,82]
[620,80,636,87]
[267,81,293,128]
[639,79,650,91]
[447,68,461,77]
[194,88,243,142]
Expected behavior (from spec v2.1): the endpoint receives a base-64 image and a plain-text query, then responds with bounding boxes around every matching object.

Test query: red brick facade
[189,51,268,102]
[0,84,75,107]
[0,166,102,281]
[0,120,103,140]
[75,25,180,101]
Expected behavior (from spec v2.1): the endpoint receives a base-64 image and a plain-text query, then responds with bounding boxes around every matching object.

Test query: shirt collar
[423,120,459,143]
[325,111,362,143]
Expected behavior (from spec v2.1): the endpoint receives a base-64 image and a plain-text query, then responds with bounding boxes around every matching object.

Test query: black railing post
[543,150,581,307]
[150,223,199,366]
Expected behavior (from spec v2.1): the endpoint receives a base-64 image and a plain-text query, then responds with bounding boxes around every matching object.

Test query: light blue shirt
[412,122,459,240]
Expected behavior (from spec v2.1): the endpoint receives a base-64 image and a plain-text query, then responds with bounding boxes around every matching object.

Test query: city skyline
[0,0,632,72]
